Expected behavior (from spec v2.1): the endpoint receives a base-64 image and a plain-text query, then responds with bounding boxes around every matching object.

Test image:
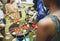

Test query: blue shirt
[36,0,48,23]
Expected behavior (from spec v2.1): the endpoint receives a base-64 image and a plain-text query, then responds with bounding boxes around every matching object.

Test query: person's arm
[36,18,56,41]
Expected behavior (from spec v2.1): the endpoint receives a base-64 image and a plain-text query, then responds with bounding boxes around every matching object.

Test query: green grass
[2,4,35,41]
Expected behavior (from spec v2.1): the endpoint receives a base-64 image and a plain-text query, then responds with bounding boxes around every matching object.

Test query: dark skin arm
[36,18,56,41]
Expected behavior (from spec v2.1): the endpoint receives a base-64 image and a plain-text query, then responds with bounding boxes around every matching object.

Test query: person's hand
[11,17,14,20]
[0,24,6,27]
[9,15,14,20]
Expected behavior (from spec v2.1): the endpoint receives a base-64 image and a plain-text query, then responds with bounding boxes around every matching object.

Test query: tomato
[32,22,36,28]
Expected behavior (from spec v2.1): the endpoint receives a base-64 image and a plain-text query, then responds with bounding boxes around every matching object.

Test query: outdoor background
[0,0,37,41]
[2,3,35,41]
